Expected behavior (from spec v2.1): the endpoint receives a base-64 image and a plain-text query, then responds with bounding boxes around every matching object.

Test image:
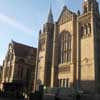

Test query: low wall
[81,94,100,100]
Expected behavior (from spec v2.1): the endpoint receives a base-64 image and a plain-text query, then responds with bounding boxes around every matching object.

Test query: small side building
[1,41,37,94]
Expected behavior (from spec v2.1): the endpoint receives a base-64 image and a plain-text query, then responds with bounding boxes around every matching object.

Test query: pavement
[43,94,55,100]
[0,97,24,100]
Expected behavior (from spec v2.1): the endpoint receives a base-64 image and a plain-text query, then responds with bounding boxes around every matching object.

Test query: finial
[77,10,80,16]
[11,39,14,43]
[39,30,42,35]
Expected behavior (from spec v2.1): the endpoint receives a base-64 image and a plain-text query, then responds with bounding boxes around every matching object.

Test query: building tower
[35,0,100,93]
[78,0,100,92]
[35,8,54,89]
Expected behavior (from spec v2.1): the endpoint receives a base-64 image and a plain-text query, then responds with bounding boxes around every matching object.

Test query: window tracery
[81,23,91,38]
[60,31,71,63]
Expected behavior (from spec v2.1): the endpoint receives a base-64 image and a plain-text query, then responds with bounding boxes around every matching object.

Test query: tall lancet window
[60,31,71,63]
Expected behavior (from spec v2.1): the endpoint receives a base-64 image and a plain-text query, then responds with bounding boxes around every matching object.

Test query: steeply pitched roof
[47,8,54,24]
[12,41,37,57]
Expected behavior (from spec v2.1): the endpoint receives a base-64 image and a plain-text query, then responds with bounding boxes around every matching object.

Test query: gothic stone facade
[2,41,37,92]
[35,0,100,93]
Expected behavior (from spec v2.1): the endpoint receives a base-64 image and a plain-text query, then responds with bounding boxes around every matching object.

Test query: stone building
[35,0,100,93]
[2,41,37,93]
[0,66,2,89]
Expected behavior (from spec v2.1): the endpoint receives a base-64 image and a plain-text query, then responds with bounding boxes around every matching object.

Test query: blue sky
[0,0,100,65]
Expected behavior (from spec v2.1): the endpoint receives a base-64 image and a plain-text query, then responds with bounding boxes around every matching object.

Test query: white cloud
[0,13,33,35]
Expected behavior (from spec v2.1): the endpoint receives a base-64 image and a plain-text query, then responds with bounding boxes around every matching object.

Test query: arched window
[60,31,71,63]
[81,24,91,38]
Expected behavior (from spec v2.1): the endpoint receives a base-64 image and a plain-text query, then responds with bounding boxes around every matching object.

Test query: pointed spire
[47,3,54,24]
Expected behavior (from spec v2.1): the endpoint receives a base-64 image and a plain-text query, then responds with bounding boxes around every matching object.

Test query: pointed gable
[57,6,76,25]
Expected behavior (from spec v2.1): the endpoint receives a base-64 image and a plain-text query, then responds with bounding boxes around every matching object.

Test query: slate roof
[47,8,54,23]
[12,41,37,57]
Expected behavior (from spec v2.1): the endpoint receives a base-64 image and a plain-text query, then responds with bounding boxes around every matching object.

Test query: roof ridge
[12,40,36,49]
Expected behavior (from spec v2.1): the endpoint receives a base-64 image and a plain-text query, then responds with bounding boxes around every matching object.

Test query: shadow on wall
[80,80,96,93]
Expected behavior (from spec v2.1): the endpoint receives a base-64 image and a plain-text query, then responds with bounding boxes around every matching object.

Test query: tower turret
[35,6,54,89]
[83,0,99,14]
[43,7,54,33]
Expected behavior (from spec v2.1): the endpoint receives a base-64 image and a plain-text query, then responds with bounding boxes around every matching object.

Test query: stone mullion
[64,79,66,88]
[66,35,68,62]
[64,34,66,62]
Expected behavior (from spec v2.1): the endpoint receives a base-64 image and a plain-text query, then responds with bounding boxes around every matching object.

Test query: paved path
[43,94,55,100]
[0,97,24,100]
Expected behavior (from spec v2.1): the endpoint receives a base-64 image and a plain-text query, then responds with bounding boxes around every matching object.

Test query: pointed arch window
[60,31,71,63]
[81,23,91,38]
